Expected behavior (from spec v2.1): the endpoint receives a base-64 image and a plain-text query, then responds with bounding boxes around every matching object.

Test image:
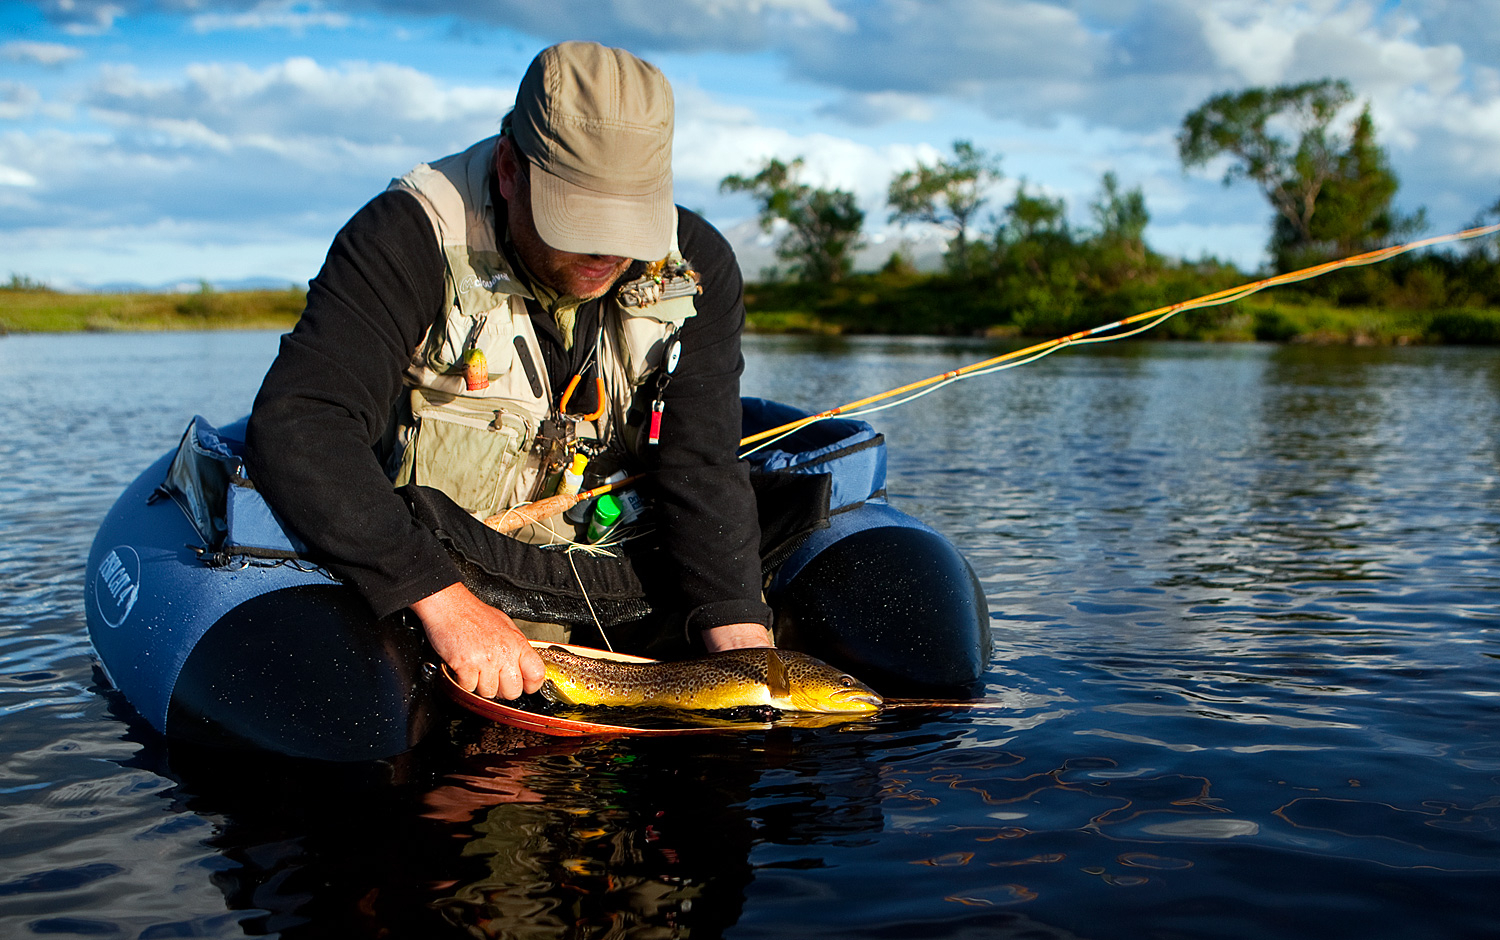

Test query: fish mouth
[823,688,883,713]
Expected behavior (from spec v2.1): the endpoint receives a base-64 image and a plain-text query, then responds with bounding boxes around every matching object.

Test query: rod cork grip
[483,492,578,534]
[481,474,642,534]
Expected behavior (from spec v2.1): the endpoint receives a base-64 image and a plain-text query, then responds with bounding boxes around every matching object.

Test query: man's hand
[702,622,774,652]
[411,582,546,700]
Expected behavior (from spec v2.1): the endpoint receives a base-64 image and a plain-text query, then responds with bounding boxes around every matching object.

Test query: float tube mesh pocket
[158,416,309,561]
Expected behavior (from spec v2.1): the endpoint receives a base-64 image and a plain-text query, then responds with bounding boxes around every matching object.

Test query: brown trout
[536,646,883,714]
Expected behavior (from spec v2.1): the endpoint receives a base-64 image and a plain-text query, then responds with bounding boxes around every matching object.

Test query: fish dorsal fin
[764,649,790,700]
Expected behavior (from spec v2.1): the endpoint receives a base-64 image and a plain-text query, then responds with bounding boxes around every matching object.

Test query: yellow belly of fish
[543,667,780,711]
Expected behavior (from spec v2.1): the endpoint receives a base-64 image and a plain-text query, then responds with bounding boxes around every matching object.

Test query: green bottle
[587,494,623,543]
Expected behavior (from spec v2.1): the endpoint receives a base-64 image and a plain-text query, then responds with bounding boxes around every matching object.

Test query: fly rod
[738,223,1500,455]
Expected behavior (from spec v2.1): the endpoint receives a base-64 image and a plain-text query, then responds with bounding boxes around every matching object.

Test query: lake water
[2,330,1499,939]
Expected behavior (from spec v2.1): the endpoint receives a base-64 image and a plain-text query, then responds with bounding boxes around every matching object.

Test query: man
[245,41,773,703]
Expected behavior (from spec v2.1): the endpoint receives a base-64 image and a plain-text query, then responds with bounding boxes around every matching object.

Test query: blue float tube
[85,417,434,761]
[741,399,991,696]
[85,400,990,759]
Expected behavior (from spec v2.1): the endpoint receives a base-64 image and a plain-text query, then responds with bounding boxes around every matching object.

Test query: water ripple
[0,336,1497,938]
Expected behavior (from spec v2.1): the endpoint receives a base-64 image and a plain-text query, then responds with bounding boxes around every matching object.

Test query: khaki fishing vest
[385,136,698,540]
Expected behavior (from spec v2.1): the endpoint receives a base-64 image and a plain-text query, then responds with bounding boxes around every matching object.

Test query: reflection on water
[2,332,1500,938]
[423,731,768,939]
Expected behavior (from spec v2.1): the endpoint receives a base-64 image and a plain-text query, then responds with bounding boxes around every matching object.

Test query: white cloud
[0,57,516,274]
[676,98,1027,268]
[675,105,925,214]
[23,0,852,48]
[1219,4,1500,222]
[34,0,124,35]
[817,91,936,126]
[1,41,86,66]
[85,58,512,153]
[1405,0,1500,59]
[787,0,1103,98]
[191,3,354,34]
[0,83,44,121]
[1194,0,1326,85]
[0,164,39,187]
[1278,3,1465,98]
[364,0,851,52]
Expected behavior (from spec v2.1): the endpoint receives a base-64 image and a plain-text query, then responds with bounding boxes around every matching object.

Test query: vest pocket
[398,402,534,518]
[615,295,694,381]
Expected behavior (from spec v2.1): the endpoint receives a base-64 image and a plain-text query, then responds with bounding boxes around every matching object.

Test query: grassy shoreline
[5,285,1500,345]
[0,286,308,333]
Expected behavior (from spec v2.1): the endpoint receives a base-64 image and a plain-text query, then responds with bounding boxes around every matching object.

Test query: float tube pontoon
[85,398,990,760]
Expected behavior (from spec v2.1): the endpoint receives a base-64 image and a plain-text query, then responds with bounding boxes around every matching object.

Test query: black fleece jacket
[244,187,771,632]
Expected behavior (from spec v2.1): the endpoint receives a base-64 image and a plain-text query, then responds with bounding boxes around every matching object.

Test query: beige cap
[510,42,675,261]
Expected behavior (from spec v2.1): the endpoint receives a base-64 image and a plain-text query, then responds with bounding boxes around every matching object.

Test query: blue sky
[3,0,1498,290]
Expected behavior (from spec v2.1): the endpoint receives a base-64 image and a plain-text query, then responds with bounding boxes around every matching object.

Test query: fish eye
[840,676,853,687]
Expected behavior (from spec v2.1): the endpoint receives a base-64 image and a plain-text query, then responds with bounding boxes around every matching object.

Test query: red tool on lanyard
[648,335,682,446]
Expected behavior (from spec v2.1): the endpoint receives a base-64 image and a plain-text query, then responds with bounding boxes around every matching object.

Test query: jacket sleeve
[244,190,462,619]
[649,209,773,632]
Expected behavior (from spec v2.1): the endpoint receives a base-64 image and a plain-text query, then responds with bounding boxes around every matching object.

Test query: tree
[1178,79,1357,266]
[997,181,1068,244]
[1087,172,1155,290]
[1090,172,1149,257]
[887,140,1002,274]
[989,182,1085,334]
[720,157,865,283]
[2,274,51,292]
[1273,106,1424,267]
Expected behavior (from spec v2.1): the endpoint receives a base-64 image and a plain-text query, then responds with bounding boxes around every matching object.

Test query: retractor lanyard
[648,332,682,446]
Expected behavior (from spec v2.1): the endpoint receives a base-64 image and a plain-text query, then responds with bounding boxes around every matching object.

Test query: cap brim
[529,166,674,261]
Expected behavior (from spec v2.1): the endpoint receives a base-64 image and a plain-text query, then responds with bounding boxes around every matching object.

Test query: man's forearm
[702,622,775,651]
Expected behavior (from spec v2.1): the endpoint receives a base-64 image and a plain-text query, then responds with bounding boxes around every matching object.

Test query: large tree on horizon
[1178,78,1417,270]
